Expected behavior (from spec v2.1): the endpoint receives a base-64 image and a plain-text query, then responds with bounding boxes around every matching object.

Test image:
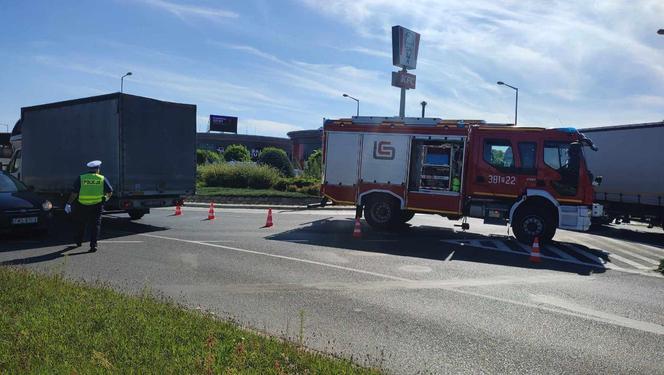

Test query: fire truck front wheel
[364,196,401,230]
[400,210,415,223]
[512,206,556,244]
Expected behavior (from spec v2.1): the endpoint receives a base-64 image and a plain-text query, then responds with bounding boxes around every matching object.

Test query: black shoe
[89,247,97,253]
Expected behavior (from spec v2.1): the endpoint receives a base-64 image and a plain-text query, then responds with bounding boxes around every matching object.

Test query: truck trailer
[321,117,601,244]
[581,122,664,230]
[5,93,196,219]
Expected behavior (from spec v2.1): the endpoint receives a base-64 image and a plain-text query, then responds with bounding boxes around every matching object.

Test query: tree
[223,144,251,162]
[196,149,221,165]
[257,147,294,177]
[304,149,322,179]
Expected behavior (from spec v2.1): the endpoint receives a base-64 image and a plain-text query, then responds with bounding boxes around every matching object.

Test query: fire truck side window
[483,140,514,169]
[518,142,537,170]
[543,142,570,171]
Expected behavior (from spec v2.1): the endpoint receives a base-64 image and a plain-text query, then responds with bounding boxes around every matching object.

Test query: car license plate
[12,217,38,225]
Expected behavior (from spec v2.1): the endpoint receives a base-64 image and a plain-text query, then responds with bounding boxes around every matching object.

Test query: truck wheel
[364,196,400,230]
[400,210,415,223]
[512,206,556,245]
[128,210,145,220]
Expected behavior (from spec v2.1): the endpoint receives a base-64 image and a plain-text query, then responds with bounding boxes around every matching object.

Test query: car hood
[0,191,44,211]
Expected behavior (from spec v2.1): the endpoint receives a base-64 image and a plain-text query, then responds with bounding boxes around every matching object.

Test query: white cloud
[137,0,238,21]
[240,118,302,138]
[300,0,664,127]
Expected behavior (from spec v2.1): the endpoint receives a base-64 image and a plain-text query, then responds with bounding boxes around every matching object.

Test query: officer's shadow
[0,246,90,266]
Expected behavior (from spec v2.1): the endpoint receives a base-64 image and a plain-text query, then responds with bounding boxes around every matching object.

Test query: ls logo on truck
[373,141,395,160]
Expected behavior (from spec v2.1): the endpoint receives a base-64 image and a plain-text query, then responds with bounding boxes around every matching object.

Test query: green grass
[196,186,314,198]
[0,267,380,374]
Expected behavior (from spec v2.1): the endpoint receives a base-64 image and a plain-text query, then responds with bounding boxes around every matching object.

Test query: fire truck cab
[321,116,600,244]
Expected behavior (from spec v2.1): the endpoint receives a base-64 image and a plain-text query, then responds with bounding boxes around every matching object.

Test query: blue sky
[1,0,663,136]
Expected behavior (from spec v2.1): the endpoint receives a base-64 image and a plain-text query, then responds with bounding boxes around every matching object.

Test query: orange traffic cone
[174,204,182,216]
[352,217,362,238]
[264,208,273,228]
[207,202,215,220]
[529,237,542,263]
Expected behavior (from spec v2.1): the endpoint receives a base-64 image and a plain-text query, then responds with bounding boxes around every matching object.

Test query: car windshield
[0,172,28,193]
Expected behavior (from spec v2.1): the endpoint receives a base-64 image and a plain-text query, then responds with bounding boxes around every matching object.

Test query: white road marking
[492,241,513,252]
[444,251,455,262]
[545,244,578,263]
[531,294,664,336]
[98,240,143,243]
[560,242,606,265]
[571,238,652,270]
[442,239,606,269]
[201,240,236,243]
[140,233,411,282]
[594,237,662,264]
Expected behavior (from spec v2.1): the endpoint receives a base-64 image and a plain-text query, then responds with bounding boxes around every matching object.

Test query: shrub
[196,149,222,165]
[304,149,322,179]
[272,177,318,191]
[258,147,294,177]
[223,144,251,162]
[299,184,321,196]
[198,162,280,189]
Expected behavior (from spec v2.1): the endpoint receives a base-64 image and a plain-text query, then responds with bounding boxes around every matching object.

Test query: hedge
[198,163,279,189]
[197,164,321,196]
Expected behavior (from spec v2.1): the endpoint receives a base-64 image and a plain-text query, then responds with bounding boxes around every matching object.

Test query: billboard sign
[392,25,420,70]
[391,71,416,89]
[209,115,238,133]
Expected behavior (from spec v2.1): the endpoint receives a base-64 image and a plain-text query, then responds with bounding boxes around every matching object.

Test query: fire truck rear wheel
[512,206,556,244]
[364,196,400,230]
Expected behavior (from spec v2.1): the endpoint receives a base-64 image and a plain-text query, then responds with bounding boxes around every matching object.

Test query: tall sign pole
[391,26,420,118]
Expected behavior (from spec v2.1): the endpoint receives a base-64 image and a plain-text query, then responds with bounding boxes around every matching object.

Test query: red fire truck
[320,116,601,244]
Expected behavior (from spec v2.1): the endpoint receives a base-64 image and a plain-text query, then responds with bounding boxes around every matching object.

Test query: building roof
[197,132,290,143]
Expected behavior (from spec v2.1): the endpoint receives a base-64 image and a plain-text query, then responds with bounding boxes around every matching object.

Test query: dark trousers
[74,202,103,248]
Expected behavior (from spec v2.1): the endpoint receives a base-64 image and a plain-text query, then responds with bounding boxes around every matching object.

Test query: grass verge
[0,267,380,374]
[196,186,313,198]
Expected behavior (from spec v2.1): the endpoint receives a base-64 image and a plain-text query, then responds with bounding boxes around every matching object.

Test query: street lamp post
[121,72,132,93]
[497,81,518,126]
[420,101,427,118]
[342,93,360,117]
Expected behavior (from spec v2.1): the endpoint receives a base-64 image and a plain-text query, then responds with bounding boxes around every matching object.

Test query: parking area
[1,207,663,373]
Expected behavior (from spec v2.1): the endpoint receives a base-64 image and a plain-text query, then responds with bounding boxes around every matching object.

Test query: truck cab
[464,126,597,242]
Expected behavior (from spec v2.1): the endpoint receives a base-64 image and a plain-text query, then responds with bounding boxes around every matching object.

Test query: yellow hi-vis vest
[78,173,105,205]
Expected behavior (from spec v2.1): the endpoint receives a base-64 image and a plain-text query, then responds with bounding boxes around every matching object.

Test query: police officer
[65,160,113,252]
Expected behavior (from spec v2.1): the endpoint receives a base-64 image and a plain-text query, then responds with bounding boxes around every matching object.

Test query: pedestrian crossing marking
[441,237,661,277]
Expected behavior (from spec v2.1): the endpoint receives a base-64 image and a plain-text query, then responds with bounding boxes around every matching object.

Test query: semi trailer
[5,93,196,219]
[321,116,601,244]
[581,122,664,230]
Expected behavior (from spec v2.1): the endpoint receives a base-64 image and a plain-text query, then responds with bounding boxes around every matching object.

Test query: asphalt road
[2,207,664,374]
